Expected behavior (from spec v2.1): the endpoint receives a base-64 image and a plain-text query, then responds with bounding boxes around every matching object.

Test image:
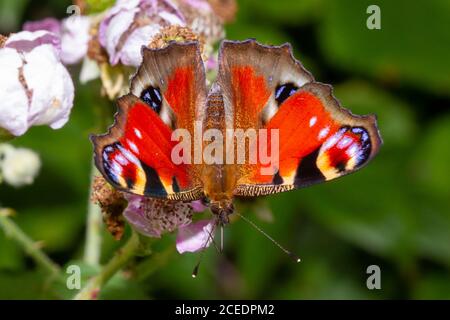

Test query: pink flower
[182,0,212,11]
[23,16,91,65]
[98,0,185,66]
[60,16,91,65]
[123,194,214,253]
[23,17,61,35]
[0,31,74,136]
[176,219,215,253]
[190,199,208,212]
[5,30,61,53]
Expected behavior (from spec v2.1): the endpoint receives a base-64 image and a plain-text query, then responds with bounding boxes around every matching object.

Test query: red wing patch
[231,65,271,129]
[92,95,193,198]
[165,66,196,131]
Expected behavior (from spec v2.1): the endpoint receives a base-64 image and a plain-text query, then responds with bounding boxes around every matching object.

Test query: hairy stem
[74,231,141,300]
[83,164,102,267]
[0,208,61,276]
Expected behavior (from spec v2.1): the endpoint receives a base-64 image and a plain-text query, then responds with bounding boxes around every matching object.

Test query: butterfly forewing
[91,42,207,201]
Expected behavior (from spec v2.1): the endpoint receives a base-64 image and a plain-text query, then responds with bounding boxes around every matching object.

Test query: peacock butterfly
[91,39,382,225]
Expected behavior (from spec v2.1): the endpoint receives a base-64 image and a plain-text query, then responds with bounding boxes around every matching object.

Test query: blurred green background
[0,0,449,299]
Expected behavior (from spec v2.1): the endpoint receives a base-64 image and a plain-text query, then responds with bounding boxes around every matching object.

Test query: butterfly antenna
[220,225,224,253]
[192,249,205,278]
[192,222,219,278]
[235,212,301,263]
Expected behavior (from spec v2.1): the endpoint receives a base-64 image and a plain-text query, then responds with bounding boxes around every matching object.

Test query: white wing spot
[346,143,360,158]
[318,126,330,140]
[115,154,128,166]
[309,116,317,127]
[127,140,139,154]
[337,136,353,149]
[322,129,344,150]
[134,128,142,139]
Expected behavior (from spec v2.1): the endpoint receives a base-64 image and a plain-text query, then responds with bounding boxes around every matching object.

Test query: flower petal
[183,0,212,11]
[118,24,161,66]
[22,45,74,130]
[23,17,61,35]
[123,195,162,238]
[191,200,208,212]
[123,194,194,238]
[60,16,91,65]
[98,0,186,66]
[79,57,101,83]
[102,9,138,65]
[0,48,29,136]
[176,219,215,253]
[5,30,60,53]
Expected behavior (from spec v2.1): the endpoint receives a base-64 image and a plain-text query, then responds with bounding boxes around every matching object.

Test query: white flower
[60,16,91,65]
[0,31,75,136]
[23,16,91,65]
[99,0,185,66]
[5,30,60,53]
[0,144,41,187]
[79,57,101,84]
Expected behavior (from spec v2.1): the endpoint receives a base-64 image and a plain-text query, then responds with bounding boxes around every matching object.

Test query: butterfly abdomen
[201,84,237,204]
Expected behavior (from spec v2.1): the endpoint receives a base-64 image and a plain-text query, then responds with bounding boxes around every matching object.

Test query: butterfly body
[91,39,382,225]
[199,84,236,223]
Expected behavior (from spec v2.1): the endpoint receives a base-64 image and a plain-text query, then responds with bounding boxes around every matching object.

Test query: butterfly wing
[91,42,207,200]
[217,39,382,197]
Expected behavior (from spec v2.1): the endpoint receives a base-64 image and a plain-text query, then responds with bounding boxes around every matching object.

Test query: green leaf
[225,23,292,46]
[85,0,116,14]
[0,270,60,299]
[0,0,29,32]
[413,274,450,299]
[0,230,24,270]
[236,0,323,26]
[410,116,450,199]
[319,0,450,95]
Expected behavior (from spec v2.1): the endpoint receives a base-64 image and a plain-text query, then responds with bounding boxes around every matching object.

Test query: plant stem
[133,246,174,281]
[74,231,141,300]
[83,164,102,267]
[0,208,61,276]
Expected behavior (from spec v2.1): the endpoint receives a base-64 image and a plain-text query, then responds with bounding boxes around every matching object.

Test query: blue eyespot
[141,86,162,113]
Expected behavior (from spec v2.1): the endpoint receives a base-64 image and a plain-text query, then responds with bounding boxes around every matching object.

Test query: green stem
[133,246,174,281]
[83,164,102,267]
[74,231,141,300]
[0,209,61,276]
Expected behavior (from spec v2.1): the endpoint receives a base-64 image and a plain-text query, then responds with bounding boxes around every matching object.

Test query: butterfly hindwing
[91,42,207,200]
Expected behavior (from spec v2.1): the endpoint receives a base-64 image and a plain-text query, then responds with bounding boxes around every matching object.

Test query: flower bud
[0,31,74,136]
[99,0,185,66]
[0,144,41,187]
